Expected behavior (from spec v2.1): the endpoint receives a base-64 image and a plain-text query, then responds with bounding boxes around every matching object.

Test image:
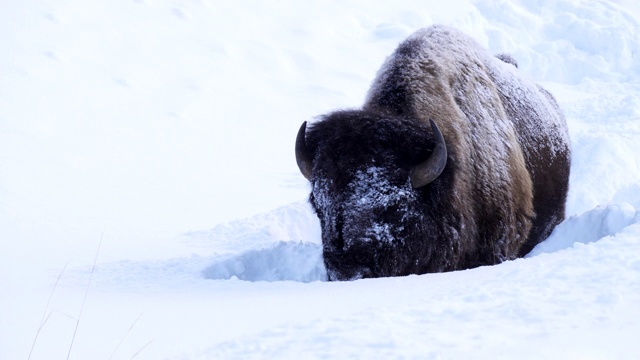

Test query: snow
[528,203,640,257]
[345,166,415,245]
[1,0,640,359]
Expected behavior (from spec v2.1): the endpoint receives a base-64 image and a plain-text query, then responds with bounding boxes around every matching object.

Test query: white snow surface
[2,0,640,359]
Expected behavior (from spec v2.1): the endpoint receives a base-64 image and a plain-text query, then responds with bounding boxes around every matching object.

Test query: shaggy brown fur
[296,25,570,280]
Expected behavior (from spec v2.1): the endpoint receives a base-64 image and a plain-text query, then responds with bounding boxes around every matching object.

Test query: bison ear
[410,119,447,188]
[295,121,313,180]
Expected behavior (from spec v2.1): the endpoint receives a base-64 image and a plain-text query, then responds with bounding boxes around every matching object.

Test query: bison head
[295,110,447,280]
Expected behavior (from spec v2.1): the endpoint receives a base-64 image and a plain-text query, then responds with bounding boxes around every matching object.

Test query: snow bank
[528,203,640,257]
[202,241,326,282]
[189,201,326,282]
[196,199,640,283]
[563,88,640,215]
[184,200,321,253]
[189,225,640,360]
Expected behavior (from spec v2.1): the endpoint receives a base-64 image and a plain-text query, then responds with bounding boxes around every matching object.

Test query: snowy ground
[2,0,640,359]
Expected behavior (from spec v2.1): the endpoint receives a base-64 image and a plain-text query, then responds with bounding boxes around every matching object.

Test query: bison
[295,25,570,281]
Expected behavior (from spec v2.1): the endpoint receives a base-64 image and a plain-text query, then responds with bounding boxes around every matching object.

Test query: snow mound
[184,200,321,254]
[202,241,326,282]
[185,201,326,282]
[197,197,640,283]
[528,203,640,257]
[475,0,640,84]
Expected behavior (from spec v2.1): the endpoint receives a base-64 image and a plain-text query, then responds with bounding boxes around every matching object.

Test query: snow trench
[202,241,326,282]
[198,200,640,282]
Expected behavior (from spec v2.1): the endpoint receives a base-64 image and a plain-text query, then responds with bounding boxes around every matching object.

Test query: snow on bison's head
[295,25,571,281]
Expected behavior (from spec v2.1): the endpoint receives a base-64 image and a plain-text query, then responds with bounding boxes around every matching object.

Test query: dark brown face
[310,161,423,280]
[295,110,448,280]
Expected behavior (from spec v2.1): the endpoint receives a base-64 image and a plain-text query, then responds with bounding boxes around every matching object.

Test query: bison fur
[295,25,571,281]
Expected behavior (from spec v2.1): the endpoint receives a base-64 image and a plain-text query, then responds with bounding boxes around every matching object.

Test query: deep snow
[2,0,640,359]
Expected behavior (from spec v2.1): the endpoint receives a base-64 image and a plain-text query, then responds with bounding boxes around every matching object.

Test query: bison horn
[295,121,313,180]
[410,119,447,188]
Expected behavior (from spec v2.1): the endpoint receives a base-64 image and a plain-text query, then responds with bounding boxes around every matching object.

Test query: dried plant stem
[28,261,70,360]
[66,234,103,360]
